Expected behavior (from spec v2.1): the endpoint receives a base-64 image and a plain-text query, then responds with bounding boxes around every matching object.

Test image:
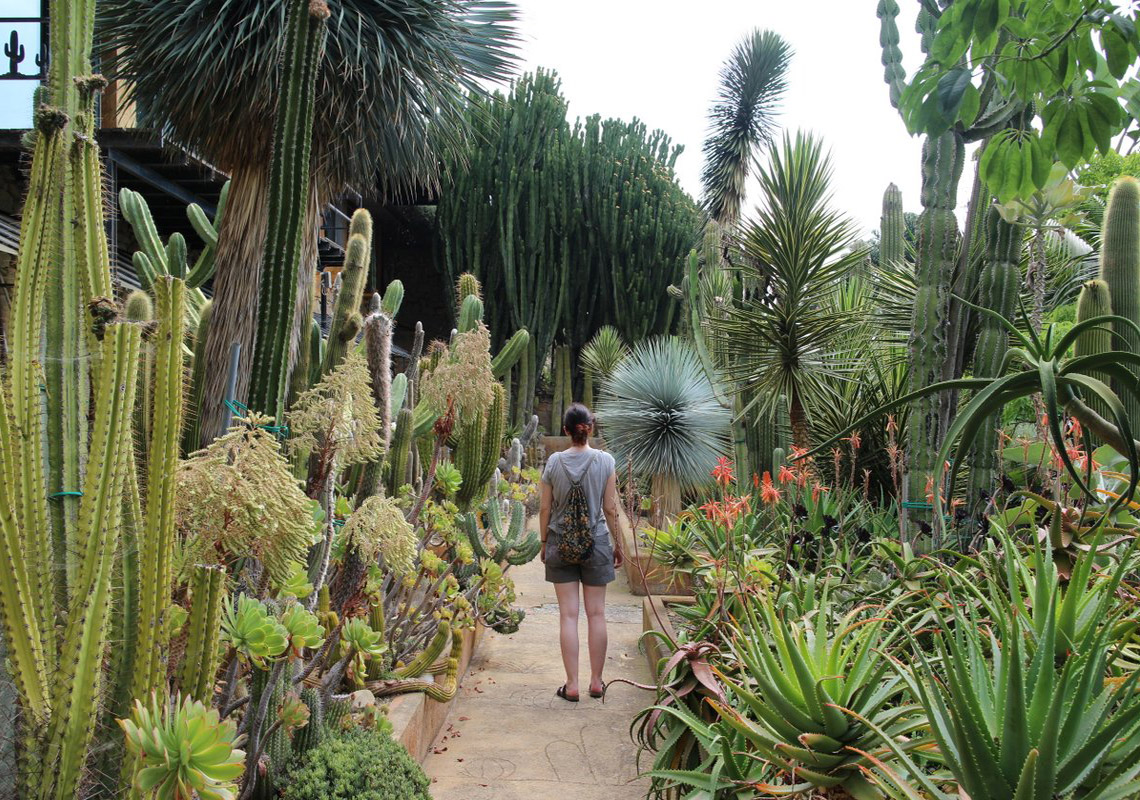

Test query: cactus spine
[248,0,330,420]
[880,183,905,266]
[321,210,373,376]
[1098,176,1140,426]
[455,383,506,509]
[967,208,1021,514]
[1075,279,1115,427]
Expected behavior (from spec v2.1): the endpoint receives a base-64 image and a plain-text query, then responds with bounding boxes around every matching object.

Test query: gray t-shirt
[542,447,616,538]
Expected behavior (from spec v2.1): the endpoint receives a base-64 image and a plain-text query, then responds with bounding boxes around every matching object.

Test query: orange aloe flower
[712,456,735,487]
[760,472,781,505]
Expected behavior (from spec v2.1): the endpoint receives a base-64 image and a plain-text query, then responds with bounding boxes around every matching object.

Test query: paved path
[423,552,651,799]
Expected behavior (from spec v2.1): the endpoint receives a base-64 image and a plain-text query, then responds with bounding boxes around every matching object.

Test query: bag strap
[559,449,596,486]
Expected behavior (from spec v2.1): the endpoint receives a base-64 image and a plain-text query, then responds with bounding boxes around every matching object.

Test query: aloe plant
[865,546,1140,800]
[705,597,926,799]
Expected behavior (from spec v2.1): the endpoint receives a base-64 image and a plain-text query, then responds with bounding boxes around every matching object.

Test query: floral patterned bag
[557,452,596,565]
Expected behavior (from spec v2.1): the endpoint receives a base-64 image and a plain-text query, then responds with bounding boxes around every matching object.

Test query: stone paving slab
[423,553,651,799]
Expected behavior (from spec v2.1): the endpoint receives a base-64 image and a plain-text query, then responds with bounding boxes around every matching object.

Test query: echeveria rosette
[221,594,288,667]
[279,602,326,659]
[119,693,246,800]
[340,618,387,686]
[278,692,312,737]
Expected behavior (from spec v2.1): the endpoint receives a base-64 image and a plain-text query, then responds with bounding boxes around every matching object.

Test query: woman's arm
[602,472,624,569]
[539,480,552,563]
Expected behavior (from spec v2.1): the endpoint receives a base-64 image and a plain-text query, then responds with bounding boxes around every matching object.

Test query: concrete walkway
[423,552,651,799]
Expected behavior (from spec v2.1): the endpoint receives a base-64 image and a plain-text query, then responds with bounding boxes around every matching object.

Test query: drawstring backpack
[557,452,597,565]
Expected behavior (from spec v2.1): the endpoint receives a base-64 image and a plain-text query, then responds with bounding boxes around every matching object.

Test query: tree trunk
[788,389,812,454]
[197,162,270,446]
[651,473,681,528]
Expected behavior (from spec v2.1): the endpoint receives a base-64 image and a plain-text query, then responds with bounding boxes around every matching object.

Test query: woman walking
[539,403,624,702]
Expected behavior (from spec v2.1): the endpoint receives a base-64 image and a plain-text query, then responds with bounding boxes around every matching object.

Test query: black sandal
[556,684,579,702]
[588,682,605,699]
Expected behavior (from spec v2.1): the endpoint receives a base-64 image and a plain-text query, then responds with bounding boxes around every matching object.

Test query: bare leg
[583,583,608,695]
[554,581,581,697]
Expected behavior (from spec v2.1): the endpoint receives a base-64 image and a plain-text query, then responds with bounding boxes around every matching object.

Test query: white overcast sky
[509,0,978,236]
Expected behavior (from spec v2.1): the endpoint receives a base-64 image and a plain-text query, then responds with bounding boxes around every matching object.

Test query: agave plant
[864,545,1140,800]
[598,337,732,523]
[119,693,246,800]
[706,595,926,799]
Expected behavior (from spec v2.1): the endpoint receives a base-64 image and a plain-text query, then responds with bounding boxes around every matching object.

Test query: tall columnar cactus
[182,299,214,454]
[248,0,330,421]
[1098,176,1140,426]
[1075,279,1114,428]
[124,278,187,752]
[357,292,394,502]
[967,208,1022,515]
[904,131,965,546]
[879,183,905,266]
[456,384,506,509]
[125,290,154,458]
[458,294,484,333]
[178,564,226,703]
[491,328,530,380]
[461,499,541,566]
[386,407,415,496]
[320,210,373,377]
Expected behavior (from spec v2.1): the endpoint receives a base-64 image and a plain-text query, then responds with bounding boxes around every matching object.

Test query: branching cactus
[248,0,330,421]
[321,209,373,377]
[1098,176,1140,426]
[461,499,541,566]
[455,383,506,509]
[182,299,214,455]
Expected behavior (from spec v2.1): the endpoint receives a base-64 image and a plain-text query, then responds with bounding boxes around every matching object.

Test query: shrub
[283,728,430,800]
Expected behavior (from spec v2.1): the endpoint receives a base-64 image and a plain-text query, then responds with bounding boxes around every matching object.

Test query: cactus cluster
[461,499,541,566]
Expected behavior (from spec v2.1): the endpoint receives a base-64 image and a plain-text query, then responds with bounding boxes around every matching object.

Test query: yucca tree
[700,29,791,228]
[100,0,519,445]
[712,131,865,452]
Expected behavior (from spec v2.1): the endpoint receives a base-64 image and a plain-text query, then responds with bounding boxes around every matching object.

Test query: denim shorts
[544,531,616,586]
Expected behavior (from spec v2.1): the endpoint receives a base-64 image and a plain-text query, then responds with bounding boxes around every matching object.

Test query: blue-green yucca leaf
[597,337,732,490]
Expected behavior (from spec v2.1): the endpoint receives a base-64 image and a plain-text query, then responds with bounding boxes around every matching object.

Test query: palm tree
[100,0,519,445]
[712,131,865,452]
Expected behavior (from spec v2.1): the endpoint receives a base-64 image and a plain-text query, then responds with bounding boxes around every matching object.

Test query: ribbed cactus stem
[1098,176,1140,426]
[44,322,141,800]
[458,294,483,333]
[321,211,373,376]
[248,0,329,420]
[455,384,506,509]
[186,179,229,288]
[394,620,451,679]
[877,0,905,108]
[128,277,186,710]
[178,564,226,703]
[386,407,414,496]
[182,299,213,455]
[967,208,1021,517]
[1075,279,1114,428]
[293,687,325,755]
[904,131,965,549]
[456,273,482,312]
[880,183,905,266]
[381,279,404,317]
[357,295,393,502]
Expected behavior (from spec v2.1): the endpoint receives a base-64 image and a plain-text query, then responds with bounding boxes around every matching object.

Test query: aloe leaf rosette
[220,594,289,667]
[119,693,245,800]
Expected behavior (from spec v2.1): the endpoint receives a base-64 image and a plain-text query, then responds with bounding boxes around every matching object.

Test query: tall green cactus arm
[128,278,187,707]
[1075,279,1114,426]
[43,322,141,800]
[182,299,214,455]
[381,278,404,318]
[967,207,1022,515]
[1098,176,1140,427]
[393,620,451,679]
[178,564,226,703]
[321,214,372,376]
[119,187,169,281]
[248,0,330,421]
[879,183,905,266]
[904,130,965,548]
[186,179,229,289]
[455,383,506,509]
[877,0,905,109]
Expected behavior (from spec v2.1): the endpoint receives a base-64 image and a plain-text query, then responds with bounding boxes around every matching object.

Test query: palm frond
[98,0,520,199]
[700,29,792,226]
[597,337,731,489]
